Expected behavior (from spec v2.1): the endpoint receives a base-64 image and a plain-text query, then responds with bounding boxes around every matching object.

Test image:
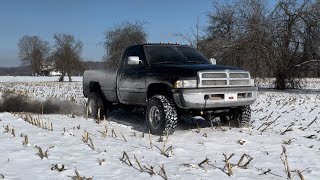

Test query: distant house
[40,63,62,76]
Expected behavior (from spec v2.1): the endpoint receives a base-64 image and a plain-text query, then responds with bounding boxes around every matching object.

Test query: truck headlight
[174,80,197,88]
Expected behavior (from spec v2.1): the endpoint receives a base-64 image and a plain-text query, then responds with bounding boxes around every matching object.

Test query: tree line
[19,0,320,88]
[18,34,83,81]
[197,0,320,89]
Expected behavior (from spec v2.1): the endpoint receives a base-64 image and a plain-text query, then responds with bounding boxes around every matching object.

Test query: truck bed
[83,69,119,102]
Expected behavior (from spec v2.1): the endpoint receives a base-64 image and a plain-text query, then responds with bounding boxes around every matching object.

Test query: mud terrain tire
[236,105,251,127]
[220,106,251,127]
[146,95,178,135]
[87,92,105,119]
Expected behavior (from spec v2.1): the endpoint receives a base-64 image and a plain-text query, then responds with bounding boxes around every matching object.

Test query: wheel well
[147,83,172,100]
[89,81,109,106]
[89,82,101,93]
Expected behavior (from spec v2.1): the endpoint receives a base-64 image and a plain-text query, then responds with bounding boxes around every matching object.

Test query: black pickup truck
[83,43,257,135]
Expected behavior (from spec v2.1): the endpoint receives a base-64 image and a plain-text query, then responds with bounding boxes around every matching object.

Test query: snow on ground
[0,76,82,83]
[0,76,84,104]
[0,76,319,180]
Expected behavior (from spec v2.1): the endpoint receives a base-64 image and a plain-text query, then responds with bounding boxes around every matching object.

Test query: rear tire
[87,92,105,120]
[146,95,178,135]
[219,106,251,127]
[236,105,251,127]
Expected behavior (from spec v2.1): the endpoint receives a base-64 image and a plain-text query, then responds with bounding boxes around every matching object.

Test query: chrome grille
[202,73,227,78]
[229,73,249,78]
[198,70,251,87]
[202,80,227,86]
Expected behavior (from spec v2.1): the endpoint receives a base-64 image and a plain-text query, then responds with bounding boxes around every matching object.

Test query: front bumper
[173,86,258,109]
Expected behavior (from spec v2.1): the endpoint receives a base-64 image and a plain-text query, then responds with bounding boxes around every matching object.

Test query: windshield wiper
[184,61,204,64]
[153,60,181,64]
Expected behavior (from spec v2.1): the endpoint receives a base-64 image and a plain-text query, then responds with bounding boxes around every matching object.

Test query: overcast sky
[0,0,216,67]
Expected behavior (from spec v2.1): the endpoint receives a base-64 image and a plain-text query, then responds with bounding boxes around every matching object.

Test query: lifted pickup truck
[83,43,257,135]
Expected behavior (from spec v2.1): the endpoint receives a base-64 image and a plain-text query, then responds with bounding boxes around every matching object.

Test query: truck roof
[145,43,190,46]
[128,43,192,49]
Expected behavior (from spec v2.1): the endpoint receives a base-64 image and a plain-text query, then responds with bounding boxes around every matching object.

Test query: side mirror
[128,56,141,65]
[209,58,216,65]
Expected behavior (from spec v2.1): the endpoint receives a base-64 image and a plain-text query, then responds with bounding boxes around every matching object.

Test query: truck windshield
[144,45,210,65]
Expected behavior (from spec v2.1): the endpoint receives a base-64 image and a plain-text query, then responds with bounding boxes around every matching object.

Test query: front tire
[146,95,178,135]
[87,92,105,120]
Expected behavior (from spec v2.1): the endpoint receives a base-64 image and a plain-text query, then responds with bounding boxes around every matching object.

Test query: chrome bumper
[172,86,258,109]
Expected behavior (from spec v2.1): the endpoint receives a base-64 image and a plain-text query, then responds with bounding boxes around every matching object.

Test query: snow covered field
[0,76,319,180]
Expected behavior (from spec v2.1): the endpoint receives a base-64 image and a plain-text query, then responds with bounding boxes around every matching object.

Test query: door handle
[119,73,124,77]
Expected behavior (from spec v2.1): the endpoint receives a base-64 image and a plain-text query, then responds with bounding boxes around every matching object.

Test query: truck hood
[149,64,245,79]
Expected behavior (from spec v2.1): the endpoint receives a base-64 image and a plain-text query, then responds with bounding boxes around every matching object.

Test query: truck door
[117,46,147,105]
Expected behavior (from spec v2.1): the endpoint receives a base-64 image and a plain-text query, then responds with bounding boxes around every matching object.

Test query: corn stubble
[120,151,168,180]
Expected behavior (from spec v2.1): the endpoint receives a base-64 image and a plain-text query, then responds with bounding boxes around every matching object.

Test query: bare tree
[18,35,49,76]
[200,0,320,89]
[232,0,275,77]
[271,0,319,89]
[174,16,203,49]
[103,21,147,68]
[51,34,83,82]
[296,0,320,77]
[200,0,241,65]
[201,0,273,77]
